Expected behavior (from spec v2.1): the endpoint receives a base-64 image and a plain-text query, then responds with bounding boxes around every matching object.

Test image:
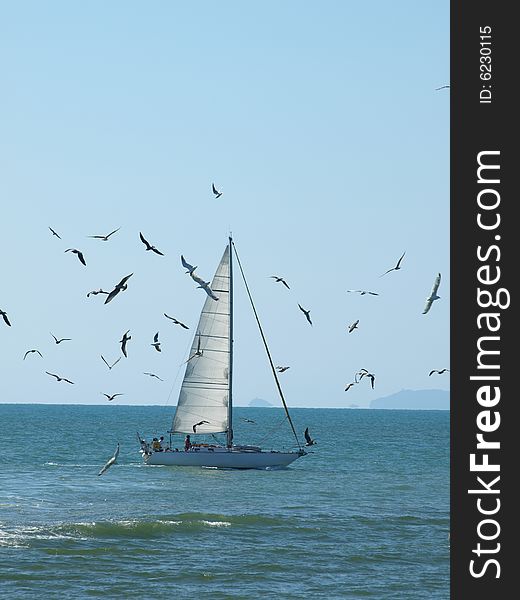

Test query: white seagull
[98,442,120,476]
[181,255,197,274]
[423,273,441,314]
[190,271,219,301]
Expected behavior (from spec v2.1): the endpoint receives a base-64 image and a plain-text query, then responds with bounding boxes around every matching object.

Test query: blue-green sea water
[0,405,449,599]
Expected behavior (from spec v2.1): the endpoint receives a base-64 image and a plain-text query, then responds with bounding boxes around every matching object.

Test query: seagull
[120,330,131,357]
[49,227,61,239]
[101,355,121,370]
[24,349,43,360]
[429,368,450,376]
[87,289,110,298]
[276,366,290,373]
[242,418,256,424]
[344,382,356,392]
[50,333,71,344]
[356,369,376,389]
[151,332,161,352]
[98,442,120,476]
[164,313,189,329]
[304,427,316,446]
[347,290,379,296]
[423,273,442,314]
[298,304,312,326]
[380,251,406,277]
[0,309,11,326]
[192,420,210,433]
[46,371,74,384]
[270,276,290,289]
[212,183,222,199]
[65,248,87,266]
[104,273,133,304]
[143,372,164,381]
[185,334,203,363]
[436,85,450,90]
[190,271,219,301]
[88,227,120,241]
[103,393,123,402]
[348,319,359,333]
[355,368,375,385]
[139,232,164,255]
[181,255,197,274]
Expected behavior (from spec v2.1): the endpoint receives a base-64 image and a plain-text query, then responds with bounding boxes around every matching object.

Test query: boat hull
[142,447,305,469]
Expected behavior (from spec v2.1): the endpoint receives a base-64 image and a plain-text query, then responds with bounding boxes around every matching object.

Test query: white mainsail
[171,247,230,435]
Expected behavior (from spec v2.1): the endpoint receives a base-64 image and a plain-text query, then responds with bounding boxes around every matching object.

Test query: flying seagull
[50,333,71,344]
[65,248,87,266]
[304,427,316,446]
[49,227,61,239]
[242,418,256,424]
[344,382,356,392]
[380,251,406,277]
[422,273,442,314]
[185,334,203,363]
[143,372,164,381]
[104,273,133,305]
[87,289,110,298]
[103,393,123,402]
[151,332,161,352]
[435,85,450,90]
[181,255,197,274]
[298,304,312,326]
[192,420,210,433]
[348,319,359,333]
[101,355,121,370]
[356,368,376,389]
[23,349,43,360]
[139,232,164,255]
[46,371,74,384]
[0,309,11,326]
[347,290,379,296]
[270,276,290,289]
[429,368,450,376]
[120,330,131,357]
[88,227,120,241]
[212,183,222,199]
[164,313,189,329]
[98,442,119,476]
[276,366,290,373]
[190,271,219,301]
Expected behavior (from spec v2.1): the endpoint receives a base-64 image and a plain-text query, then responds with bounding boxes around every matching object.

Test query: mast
[226,235,234,448]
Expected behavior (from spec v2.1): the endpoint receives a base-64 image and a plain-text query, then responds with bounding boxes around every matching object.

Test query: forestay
[171,247,230,434]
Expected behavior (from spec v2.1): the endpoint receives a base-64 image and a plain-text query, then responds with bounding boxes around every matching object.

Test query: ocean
[0,404,449,599]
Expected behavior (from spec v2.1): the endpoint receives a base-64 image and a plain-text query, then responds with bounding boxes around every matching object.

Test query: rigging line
[231,240,302,451]
[253,415,293,447]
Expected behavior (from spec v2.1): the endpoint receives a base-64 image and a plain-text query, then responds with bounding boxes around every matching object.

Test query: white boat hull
[142,446,305,469]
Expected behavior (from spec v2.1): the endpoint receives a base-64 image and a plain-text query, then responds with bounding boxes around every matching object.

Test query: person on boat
[152,437,162,452]
[184,434,192,451]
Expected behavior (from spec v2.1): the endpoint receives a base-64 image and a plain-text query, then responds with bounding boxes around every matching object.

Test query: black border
[451,2,514,596]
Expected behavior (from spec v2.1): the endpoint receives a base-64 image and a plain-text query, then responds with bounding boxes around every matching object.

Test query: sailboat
[138,237,306,469]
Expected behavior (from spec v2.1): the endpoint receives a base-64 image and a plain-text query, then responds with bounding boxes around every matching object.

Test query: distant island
[248,398,274,407]
[370,389,449,410]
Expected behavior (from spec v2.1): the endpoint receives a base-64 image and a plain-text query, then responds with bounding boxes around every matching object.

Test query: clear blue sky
[0,1,449,408]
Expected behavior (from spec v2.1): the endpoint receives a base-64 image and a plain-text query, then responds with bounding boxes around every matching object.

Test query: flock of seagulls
[3,215,447,474]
